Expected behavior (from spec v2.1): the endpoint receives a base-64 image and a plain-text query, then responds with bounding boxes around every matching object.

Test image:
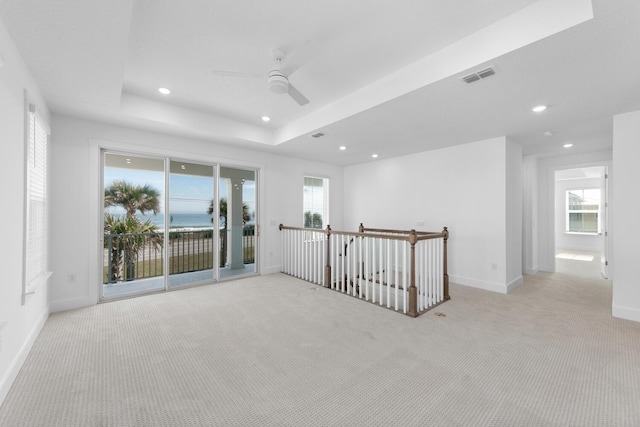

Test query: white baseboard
[50,296,95,313]
[612,304,640,323]
[450,275,509,294]
[506,275,524,293]
[450,275,523,294]
[0,311,49,406]
[261,265,282,275]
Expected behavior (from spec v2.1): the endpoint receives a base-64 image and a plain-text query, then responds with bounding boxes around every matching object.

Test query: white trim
[262,264,282,275]
[0,311,48,406]
[564,232,599,236]
[506,275,524,293]
[449,275,510,294]
[25,270,52,295]
[50,296,96,313]
[79,138,266,310]
[612,304,640,323]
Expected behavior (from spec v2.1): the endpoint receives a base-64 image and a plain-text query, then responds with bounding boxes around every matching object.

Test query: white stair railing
[279,224,449,317]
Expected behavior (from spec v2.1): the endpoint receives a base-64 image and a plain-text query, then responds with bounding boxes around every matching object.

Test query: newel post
[325,225,332,288]
[358,223,365,233]
[408,229,418,317]
[443,227,450,300]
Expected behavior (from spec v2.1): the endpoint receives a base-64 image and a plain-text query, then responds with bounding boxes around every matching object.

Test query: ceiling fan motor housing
[268,70,289,94]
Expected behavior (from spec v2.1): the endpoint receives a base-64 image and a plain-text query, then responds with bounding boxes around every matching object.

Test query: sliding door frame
[90,138,263,304]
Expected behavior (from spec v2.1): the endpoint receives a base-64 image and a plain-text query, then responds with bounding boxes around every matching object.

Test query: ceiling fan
[210,48,310,106]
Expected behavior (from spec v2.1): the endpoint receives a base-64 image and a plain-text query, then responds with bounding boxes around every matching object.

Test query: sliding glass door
[101,152,258,300]
[167,160,215,288]
[219,166,257,279]
[103,153,166,298]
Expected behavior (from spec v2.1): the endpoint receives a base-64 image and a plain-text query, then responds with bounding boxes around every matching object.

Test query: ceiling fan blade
[210,69,264,79]
[287,83,309,106]
[279,40,312,76]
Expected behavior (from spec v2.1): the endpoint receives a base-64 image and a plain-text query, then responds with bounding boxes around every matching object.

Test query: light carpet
[1,271,639,426]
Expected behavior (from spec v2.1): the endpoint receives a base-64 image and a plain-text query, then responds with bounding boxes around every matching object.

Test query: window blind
[303,176,328,229]
[23,103,51,301]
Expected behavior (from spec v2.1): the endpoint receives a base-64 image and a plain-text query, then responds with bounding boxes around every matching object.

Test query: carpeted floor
[1,269,639,426]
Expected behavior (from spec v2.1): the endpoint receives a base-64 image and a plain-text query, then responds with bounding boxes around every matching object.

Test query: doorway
[554,166,608,279]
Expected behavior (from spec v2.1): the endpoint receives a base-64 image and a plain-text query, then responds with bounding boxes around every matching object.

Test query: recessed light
[125,158,131,164]
[158,87,171,95]
[181,164,186,170]
[339,146,347,151]
[371,154,379,158]
[563,143,573,148]
[261,116,271,122]
[532,105,547,113]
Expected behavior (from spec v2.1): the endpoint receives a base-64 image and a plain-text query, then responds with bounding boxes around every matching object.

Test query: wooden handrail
[360,224,441,236]
[279,224,445,242]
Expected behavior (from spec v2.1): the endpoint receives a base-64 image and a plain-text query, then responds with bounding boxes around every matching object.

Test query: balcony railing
[103,227,255,284]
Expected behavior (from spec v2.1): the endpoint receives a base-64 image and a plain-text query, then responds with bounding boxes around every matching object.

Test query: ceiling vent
[461,66,496,84]
[310,132,325,138]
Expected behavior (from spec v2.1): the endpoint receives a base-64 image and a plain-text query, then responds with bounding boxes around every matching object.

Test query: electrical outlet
[68,273,77,283]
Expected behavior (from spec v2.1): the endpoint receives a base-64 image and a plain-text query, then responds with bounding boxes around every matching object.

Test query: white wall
[522,155,538,274]
[344,136,522,294]
[554,176,603,252]
[505,141,523,289]
[49,115,344,311]
[536,151,612,272]
[0,19,50,404]
[612,110,640,322]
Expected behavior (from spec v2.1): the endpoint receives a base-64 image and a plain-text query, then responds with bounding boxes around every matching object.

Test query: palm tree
[104,213,162,282]
[104,180,161,219]
[208,198,250,266]
[304,211,322,229]
[104,180,162,282]
[208,197,250,227]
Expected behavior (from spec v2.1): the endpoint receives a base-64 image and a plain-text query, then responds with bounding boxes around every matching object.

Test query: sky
[104,167,255,216]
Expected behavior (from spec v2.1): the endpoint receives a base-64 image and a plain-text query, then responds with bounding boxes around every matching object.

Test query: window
[566,188,600,234]
[303,176,328,229]
[23,102,51,302]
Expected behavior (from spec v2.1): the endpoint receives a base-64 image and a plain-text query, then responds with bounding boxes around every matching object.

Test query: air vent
[310,132,325,138]
[477,67,495,79]
[462,74,480,84]
[461,66,497,84]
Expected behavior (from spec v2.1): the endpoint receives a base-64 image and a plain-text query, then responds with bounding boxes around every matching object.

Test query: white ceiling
[1,0,639,166]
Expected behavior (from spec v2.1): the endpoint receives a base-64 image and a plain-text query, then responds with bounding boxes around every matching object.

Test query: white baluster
[394,239,399,311]
[365,237,370,301]
[372,237,377,304]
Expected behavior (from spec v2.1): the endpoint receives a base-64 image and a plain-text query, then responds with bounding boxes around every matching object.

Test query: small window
[566,188,600,234]
[303,176,328,229]
[23,102,52,302]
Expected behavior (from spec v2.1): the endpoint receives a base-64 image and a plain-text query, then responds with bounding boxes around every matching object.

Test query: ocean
[137,212,214,229]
